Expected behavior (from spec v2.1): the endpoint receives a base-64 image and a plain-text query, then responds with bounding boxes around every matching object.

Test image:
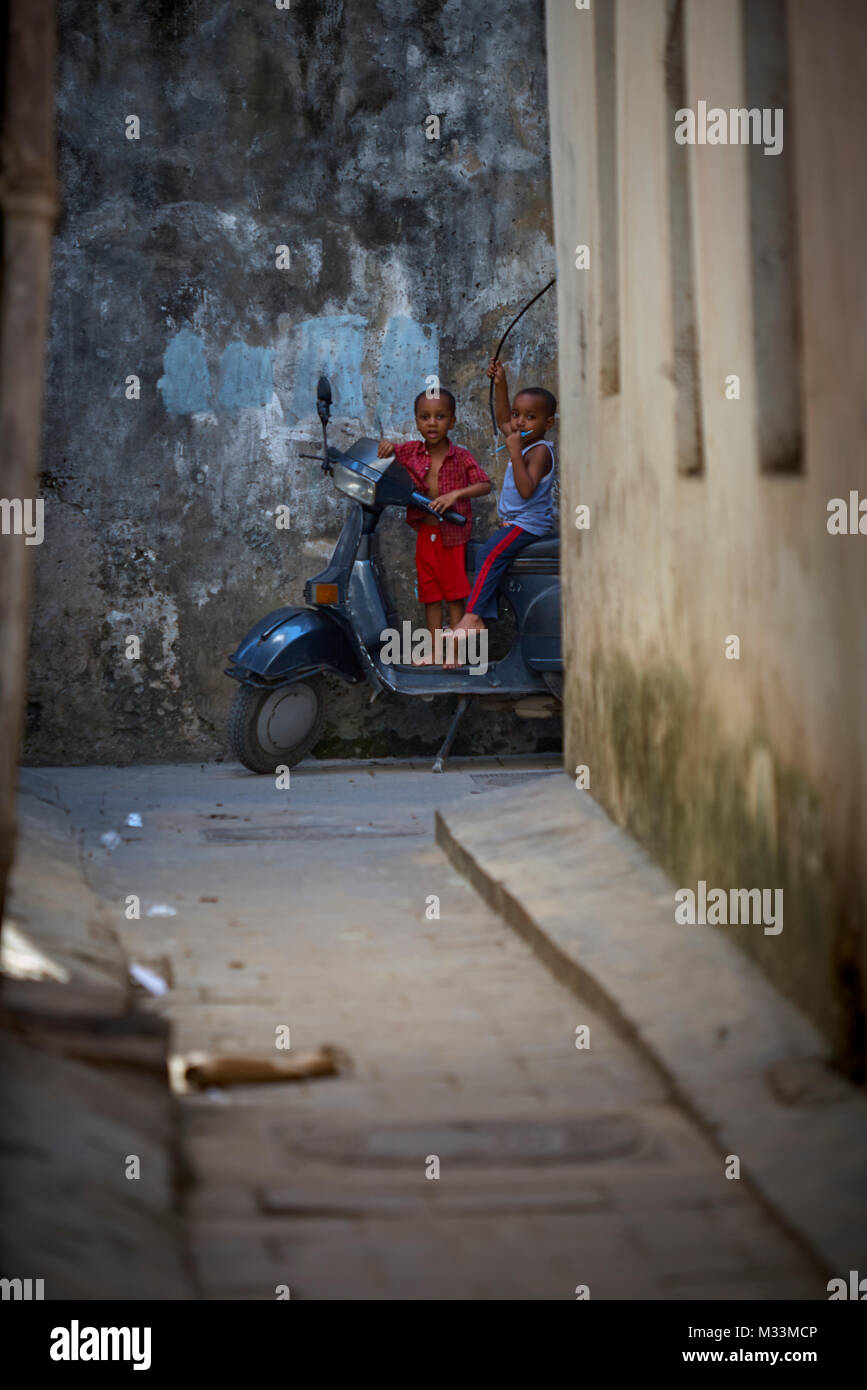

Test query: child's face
[415,396,455,447]
[512,393,553,444]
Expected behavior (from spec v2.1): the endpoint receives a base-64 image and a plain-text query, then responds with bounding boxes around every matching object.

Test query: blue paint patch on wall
[290,315,367,421]
[157,328,211,414]
[217,342,276,411]
[376,317,440,433]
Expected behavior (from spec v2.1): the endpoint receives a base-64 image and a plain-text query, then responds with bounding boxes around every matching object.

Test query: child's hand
[430,490,461,514]
[486,358,505,383]
[377,439,395,458]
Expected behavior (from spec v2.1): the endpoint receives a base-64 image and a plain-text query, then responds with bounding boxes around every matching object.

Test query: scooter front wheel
[227,678,326,774]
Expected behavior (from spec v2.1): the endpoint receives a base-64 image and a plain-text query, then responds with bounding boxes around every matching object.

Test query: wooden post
[0,0,58,926]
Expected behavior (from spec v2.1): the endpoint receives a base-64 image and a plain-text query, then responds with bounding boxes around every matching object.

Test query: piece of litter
[146,904,177,917]
[99,830,121,851]
[183,1045,342,1088]
[125,812,143,828]
[129,962,168,996]
[1,922,70,983]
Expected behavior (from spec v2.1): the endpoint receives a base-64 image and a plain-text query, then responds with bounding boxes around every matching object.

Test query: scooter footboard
[226,606,362,685]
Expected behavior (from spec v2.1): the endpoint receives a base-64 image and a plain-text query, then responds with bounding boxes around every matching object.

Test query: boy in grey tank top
[448,360,557,655]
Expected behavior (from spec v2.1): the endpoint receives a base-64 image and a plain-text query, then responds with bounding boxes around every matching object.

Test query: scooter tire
[227,678,326,774]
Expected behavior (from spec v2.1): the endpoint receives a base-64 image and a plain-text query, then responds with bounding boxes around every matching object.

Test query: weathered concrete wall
[546,0,867,1072]
[26,0,558,763]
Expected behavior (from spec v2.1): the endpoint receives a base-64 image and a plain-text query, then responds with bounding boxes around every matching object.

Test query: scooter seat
[516,533,559,558]
[465,533,559,571]
[506,531,559,575]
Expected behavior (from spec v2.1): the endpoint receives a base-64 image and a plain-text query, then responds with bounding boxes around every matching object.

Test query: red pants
[415,527,470,603]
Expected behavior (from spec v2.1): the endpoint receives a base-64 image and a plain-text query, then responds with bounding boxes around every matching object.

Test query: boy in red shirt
[378,390,491,663]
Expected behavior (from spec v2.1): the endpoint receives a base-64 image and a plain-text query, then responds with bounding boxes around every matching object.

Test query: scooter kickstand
[432,696,470,774]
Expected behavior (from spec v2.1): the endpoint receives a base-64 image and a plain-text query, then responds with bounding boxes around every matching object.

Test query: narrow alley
[28,758,824,1301]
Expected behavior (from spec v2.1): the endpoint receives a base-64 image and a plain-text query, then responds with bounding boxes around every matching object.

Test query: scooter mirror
[316,376,332,425]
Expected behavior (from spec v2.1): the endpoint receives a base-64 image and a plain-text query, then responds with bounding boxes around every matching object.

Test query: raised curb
[435,773,867,1280]
[7,771,128,998]
[1,774,194,1298]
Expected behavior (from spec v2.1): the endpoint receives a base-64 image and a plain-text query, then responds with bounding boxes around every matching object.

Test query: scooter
[225,376,562,773]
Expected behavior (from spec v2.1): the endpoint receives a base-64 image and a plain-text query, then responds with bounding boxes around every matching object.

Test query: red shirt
[393,440,490,547]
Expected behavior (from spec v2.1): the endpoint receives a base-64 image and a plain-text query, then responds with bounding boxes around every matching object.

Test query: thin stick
[488,277,556,438]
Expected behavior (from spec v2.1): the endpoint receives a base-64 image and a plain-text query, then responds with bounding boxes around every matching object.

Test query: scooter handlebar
[299,456,466,524]
[409,489,466,527]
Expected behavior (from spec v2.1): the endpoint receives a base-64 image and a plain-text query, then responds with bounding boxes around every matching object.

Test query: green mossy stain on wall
[568,648,862,1076]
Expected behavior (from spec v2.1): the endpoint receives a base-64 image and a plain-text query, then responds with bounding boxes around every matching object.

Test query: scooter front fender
[226,606,363,685]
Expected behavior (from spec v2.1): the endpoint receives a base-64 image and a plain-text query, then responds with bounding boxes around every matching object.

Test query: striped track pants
[465,525,535,620]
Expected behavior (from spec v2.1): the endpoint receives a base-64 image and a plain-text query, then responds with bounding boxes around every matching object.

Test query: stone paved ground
[42,758,824,1300]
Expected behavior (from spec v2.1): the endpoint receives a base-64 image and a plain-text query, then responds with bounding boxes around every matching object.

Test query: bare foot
[443,614,486,668]
[450,612,485,636]
[441,629,468,669]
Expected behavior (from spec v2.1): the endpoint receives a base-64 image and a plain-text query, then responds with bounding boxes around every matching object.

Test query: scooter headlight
[332,459,377,506]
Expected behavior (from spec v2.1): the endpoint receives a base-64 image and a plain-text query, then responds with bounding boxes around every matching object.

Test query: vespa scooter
[225,376,562,773]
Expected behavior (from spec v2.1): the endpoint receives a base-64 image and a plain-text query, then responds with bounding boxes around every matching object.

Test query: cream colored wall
[545,0,867,1061]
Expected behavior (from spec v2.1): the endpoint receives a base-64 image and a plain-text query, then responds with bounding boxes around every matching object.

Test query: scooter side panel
[227,606,362,684]
[506,577,562,670]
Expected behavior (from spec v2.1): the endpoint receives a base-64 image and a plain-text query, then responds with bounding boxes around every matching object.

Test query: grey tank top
[498,439,556,536]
